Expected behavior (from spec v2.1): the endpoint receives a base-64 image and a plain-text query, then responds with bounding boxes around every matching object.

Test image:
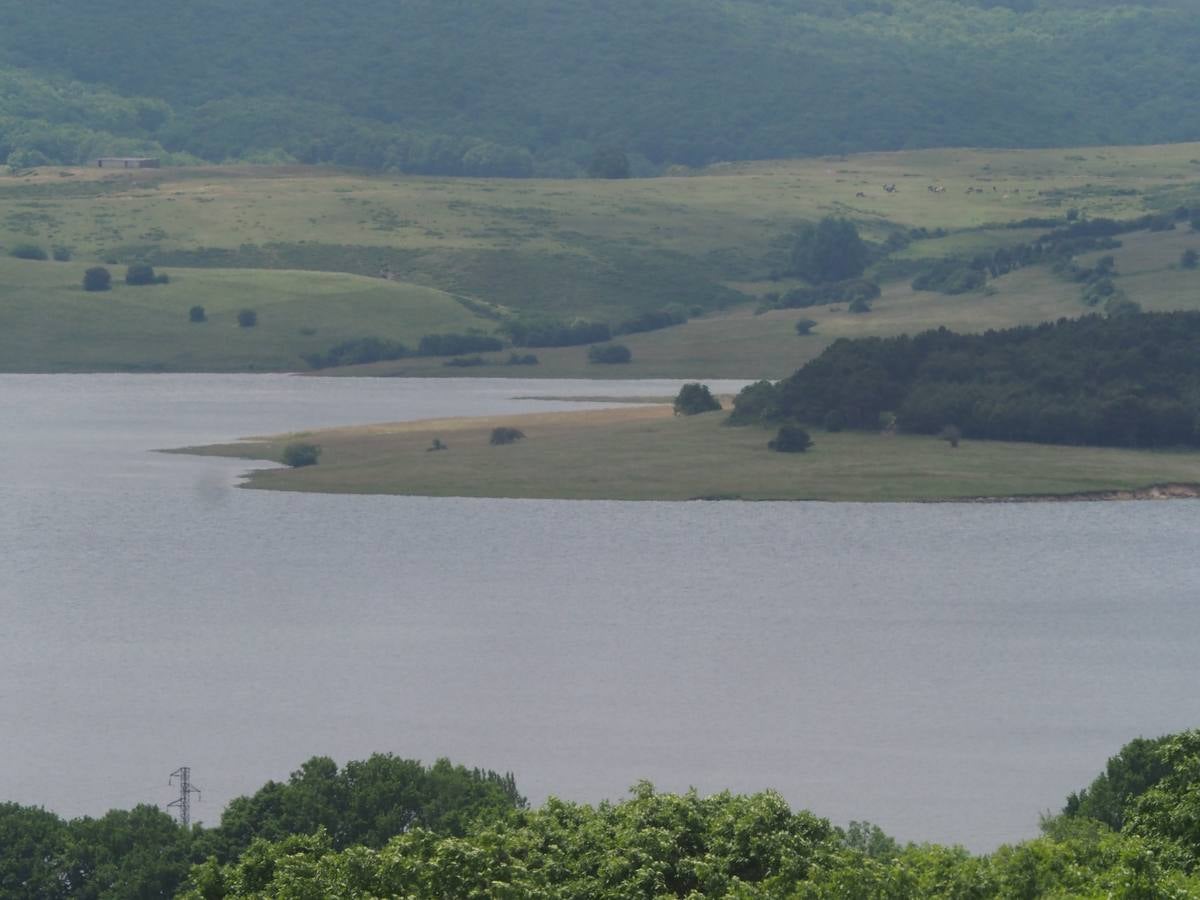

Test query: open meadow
[178,403,1200,502]
[3,143,1200,375]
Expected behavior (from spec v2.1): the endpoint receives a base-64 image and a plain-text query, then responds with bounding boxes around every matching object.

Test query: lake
[3,373,1198,852]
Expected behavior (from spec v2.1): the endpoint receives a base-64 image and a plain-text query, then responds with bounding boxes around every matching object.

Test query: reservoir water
[3,373,1199,852]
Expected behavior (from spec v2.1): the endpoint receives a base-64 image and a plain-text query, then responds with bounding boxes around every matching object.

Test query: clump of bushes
[502,315,611,348]
[489,427,525,445]
[588,343,632,364]
[52,246,72,262]
[1182,249,1198,270]
[125,263,169,285]
[507,352,538,366]
[766,278,880,311]
[189,305,206,322]
[237,309,258,328]
[303,337,408,370]
[10,243,47,260]
[795,318,817,335]
[673,383,722,416]
[417,333,503,356]
[82,266,112,292]
[727,380,783,426]
[912,261,987,294]
[768,425,813,453]
[614,308,687,335]
[282,442,321,467]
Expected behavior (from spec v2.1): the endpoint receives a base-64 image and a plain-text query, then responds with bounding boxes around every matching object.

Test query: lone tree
[82,266,112,292]
[768,425,813,453]
[490,427,525,446]
[673,383,722,416]
[237,309,258,328]
[795,318,817,335]
[939,424,962,448]
[790,217,869,284]
[282,442,321,467]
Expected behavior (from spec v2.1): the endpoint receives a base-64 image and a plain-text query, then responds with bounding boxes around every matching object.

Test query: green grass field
[3,144,1200,374]
[0,256,491,371]
[177,404,1200,502]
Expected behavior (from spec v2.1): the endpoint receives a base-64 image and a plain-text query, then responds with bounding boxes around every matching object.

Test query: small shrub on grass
[507,352,539,366]
[673,383,722,416]
[1182,249,1199,270]
[587,343,632,364]
[188,305,206,322]
[768,425,813,453]
[795,318,817,335]
[237,309,258,328]
[11,244,47,260]
[282,443,321,467]
[82,267,112,292]
[51,246,72,262]
[939,424,962,448]
[490,427,525,445]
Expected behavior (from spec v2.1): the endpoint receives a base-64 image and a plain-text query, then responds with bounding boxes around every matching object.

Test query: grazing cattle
[856,191,867,198]
[883,183,897,193]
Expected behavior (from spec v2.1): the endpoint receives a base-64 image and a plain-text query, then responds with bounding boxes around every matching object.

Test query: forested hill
[2,0,1200,173]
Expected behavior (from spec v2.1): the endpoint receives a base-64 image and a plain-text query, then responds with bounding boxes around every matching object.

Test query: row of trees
[0,755,524,898]
[733,312,1200,448]
[6,730,1200,897]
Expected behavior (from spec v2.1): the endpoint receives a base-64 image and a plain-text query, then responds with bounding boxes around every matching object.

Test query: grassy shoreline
[173,403,1200,502]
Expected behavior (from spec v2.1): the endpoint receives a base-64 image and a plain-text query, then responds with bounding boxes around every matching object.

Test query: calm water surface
[3,373,1199,851]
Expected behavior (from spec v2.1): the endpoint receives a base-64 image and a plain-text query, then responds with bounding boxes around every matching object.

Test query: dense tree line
[734,312,1200,448]
[4,2,1200,171]
[0,756,523,898]
[8,731,1200,897]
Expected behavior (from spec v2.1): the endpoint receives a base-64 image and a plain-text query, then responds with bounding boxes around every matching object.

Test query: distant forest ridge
[2,0,1200,173]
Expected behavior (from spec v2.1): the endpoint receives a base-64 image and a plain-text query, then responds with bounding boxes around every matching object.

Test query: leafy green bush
[51,246,72,262]
[125,263,166,285]
[188,305,206,322]
[587,343,632,364]
[795,318,817,335]
[281,443,321,467]
[82,266,111,291]
[507,352,539,366]
[11,243,47,260]
[236,309,257,328]
[768,425,813,453]
[1182,249,1198,270]
[727,380,783,426]
[673,383,721,416]
[489,427,525,445]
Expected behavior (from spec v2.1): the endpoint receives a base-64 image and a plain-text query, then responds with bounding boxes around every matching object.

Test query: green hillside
[1,1,1200,172]
[2,143,1199,374]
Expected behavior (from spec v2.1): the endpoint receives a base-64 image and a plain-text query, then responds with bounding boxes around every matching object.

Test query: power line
[168,767,201,827]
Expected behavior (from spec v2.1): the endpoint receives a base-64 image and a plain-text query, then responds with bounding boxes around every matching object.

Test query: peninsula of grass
[174,404,1200,502]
